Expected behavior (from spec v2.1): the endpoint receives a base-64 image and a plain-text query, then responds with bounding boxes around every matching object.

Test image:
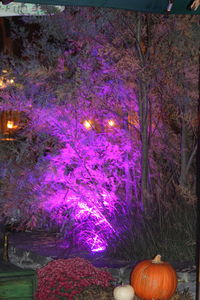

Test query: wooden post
[2,232,9,262]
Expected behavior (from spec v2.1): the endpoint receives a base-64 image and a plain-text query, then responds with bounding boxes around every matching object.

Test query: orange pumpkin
[130,254,177,300]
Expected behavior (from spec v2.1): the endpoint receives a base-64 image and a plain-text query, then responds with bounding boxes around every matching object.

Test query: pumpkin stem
[152,254,163,264]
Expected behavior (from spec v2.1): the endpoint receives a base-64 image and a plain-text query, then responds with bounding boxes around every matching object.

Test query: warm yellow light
[0,77,14,88]
[0,137,16,141]
[83,120,92,129]
[108,120,115,127]
[2,70,8,73]
[0,79,6,89]
[7,121,14,129]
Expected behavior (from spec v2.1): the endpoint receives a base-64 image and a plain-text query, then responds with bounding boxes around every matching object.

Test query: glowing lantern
[108,120,115,127]
[0,110,21,140]
[0,74,15,89]
[7,120,14,129]
[0,78,6,89]
[83,120,92,129]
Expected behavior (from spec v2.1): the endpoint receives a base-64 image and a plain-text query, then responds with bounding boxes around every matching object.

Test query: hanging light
[0,111,21,141]
[6,120,18,130]
[0,78,6,89]
[108,120,115,127]
[0,81,4,88]
[0,75,15,89]
[83,120,92,129]
[7,120,14,129]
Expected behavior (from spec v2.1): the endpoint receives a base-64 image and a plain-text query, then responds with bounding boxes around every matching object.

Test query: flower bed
[35,257,114,300]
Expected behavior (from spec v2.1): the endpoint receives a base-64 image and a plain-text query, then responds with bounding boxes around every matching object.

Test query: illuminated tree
[0,10,198,258]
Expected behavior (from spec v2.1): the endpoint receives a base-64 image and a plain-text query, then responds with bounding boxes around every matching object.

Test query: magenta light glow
[1,89,141,253]
[0,33,144,255]
[89,234,107,252]
[31,104,141,252]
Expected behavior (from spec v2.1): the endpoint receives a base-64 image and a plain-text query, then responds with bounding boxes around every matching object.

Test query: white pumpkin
[113,284,135,300]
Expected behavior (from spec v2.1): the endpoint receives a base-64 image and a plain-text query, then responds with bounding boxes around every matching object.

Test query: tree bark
[180,104,187,186]
[122,109,133,207]
[139,82,149,212]
[0,18,13,56]
[136,13,150,212]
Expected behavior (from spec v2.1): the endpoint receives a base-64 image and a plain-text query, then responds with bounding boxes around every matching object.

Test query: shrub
[35,257,113,300]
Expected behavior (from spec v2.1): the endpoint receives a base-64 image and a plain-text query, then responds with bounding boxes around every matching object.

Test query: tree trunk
[122,110,133,207]
[136,13,150,212]
[139,82,149,212]
[179,98,197,187]
[0,18,13,56]
[180,104,187,186]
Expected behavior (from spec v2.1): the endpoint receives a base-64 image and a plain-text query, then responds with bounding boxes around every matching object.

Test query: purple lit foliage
[0,42,142,252]
[32,105,141,252]
[0,10,198,261]
[0,27,143,252]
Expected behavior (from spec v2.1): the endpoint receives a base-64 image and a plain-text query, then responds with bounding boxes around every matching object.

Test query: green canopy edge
[13,0,200,14]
